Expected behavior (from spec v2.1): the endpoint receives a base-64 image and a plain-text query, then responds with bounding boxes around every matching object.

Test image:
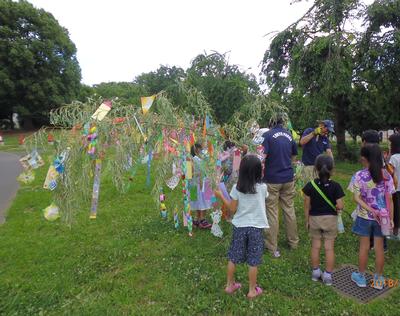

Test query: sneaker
[322,271,333,286]
[351,271,367,288]
[311,268,321,281]
[372,274,385,290]
[193,220,200,227]
[199,219,212,229]
[272,250,281,258]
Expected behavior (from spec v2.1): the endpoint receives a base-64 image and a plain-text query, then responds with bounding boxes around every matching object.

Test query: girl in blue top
[215,154,269,300]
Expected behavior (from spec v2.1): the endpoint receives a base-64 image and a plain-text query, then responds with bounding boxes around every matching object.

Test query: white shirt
[230,183,269,228]
[389,154,400,191]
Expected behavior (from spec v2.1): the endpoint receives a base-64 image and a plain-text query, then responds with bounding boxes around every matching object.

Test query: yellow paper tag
[186,161,193,179]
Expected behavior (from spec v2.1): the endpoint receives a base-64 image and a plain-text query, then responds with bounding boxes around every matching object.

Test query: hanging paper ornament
[174,208,179,229]
[91,100,112,121]
[43,203,60,221]
[211,210,223,238]
[166,175,180,190]
[89,159,102,219]
[17,170,35,184]
[19,150,44,170]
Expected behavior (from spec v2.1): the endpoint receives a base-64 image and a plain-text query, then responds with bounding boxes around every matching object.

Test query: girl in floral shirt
[348,144,395,290]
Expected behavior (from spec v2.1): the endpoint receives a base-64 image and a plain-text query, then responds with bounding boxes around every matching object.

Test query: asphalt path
[0,151,22,224]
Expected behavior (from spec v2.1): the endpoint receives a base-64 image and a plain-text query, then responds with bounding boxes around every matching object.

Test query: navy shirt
[301,128,331,166]
[262,125,298,184]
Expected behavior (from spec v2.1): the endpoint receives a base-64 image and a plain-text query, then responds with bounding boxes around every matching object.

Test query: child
[349,144,395,289]
[302,154,345,285]
[214,154,269,299]
[389,133,400,238]
[190,143,212,229]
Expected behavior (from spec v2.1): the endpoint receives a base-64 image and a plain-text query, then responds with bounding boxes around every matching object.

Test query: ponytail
[361,144,383,184]
[315,154,333,184]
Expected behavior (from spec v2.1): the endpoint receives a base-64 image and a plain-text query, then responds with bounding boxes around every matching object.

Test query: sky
[26,1,344,86]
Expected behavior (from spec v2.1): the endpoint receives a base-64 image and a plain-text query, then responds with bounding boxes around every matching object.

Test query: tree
[92,82,146,105]
[350,0,400,135]
[0,0,81,127]
[135,65,186,105]
[262,0,364,158]
[187,52,259,124]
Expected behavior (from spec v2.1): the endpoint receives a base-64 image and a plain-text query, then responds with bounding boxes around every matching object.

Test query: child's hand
[214,189,222,199]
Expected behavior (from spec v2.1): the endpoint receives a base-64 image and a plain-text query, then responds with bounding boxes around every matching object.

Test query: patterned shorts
[228,226,264,266]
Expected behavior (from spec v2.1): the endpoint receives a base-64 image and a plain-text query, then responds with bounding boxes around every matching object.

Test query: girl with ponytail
[349,144,395,290]
[302,154,345,286]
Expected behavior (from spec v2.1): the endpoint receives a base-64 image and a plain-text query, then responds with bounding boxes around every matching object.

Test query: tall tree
[262,0,364,158]
[92,82,146,105]
[351,0,400,135]
[135,65,186,105]
[187,52,259,124]
[0,0,81,127]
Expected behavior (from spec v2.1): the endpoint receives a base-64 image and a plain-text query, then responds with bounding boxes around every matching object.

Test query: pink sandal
[224,282,241,294]
[247,286,263,300]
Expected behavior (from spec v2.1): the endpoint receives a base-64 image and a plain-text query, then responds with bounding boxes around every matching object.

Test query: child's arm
[214,189,238,214]
[353,191,375,213]
[303,195,310,230]
[336,198,344,213]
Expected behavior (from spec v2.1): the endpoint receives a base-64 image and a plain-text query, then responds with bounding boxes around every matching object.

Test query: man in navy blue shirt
[300,120,334,181]
[262,114,299,258]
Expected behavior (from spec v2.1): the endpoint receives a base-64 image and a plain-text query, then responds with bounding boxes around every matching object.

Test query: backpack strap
[310,180,336,211]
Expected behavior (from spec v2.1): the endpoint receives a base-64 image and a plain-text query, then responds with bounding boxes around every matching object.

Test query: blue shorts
[228,226,264,266]
[352,216,383,237]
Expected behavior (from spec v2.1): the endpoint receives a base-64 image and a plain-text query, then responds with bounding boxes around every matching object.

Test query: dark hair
[236,155,262,194]
[361,130,380,144]
[389,133,400,155]
[315,154,333,184]
[223,140,235,151]
[190,143,202,157]
[360,144,383,183]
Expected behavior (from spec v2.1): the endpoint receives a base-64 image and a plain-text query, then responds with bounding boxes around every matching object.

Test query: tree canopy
[0,0,81,125]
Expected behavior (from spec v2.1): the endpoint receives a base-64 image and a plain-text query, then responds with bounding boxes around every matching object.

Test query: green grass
[0,153,399,315]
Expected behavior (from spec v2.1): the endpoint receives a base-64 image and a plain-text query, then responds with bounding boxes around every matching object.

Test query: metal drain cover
[331,265,394,303]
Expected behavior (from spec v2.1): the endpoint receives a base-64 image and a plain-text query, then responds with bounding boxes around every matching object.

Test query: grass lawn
[0,139,399,315]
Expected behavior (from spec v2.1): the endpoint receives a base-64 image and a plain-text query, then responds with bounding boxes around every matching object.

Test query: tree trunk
[333,96,348,160]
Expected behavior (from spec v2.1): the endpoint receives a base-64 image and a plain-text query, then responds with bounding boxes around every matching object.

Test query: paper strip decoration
[20,150,44,170]
[218,182,231,202]
[185,161,193,179]
[211,210,223,238]
[43,165,59,190]
[91,100,112,121]
[146,150,153,186]
[166,175,180,190]
[141,95,156,114]
[232,149,241,173]
[90,159,102,219]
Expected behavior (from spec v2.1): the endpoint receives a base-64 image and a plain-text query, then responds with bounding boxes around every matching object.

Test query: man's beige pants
[264,181,299,252]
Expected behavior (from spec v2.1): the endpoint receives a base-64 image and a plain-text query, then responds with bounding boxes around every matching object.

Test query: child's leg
[373,237,384,275]
[198,210,204,221]
[226,261,236,287]
[324,239,335,272]
[311,238,321,268]
[248,266,258,296]
[358,236,370,273]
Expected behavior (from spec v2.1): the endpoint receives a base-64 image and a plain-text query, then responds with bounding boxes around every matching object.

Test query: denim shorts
[352,216,383,237]
[228,226,264,266]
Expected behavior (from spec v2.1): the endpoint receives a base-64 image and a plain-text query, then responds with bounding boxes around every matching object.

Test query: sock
[313,267,320,271]
[324,271,332,275]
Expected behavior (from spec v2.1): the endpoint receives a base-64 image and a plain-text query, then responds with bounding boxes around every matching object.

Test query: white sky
[27,0,370,86]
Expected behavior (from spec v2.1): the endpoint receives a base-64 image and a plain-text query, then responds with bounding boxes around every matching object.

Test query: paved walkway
[0,152,22,224]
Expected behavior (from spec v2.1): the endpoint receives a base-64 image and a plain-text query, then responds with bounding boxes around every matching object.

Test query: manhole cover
[331,265,395,303]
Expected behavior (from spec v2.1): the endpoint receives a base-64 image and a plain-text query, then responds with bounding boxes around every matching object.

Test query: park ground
[0,135,399,315]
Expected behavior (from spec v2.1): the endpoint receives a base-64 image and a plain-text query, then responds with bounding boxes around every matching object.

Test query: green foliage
[92,82,146,106]
[0,0,81,121]
[187,52,259,124]
[135,65,186,105]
